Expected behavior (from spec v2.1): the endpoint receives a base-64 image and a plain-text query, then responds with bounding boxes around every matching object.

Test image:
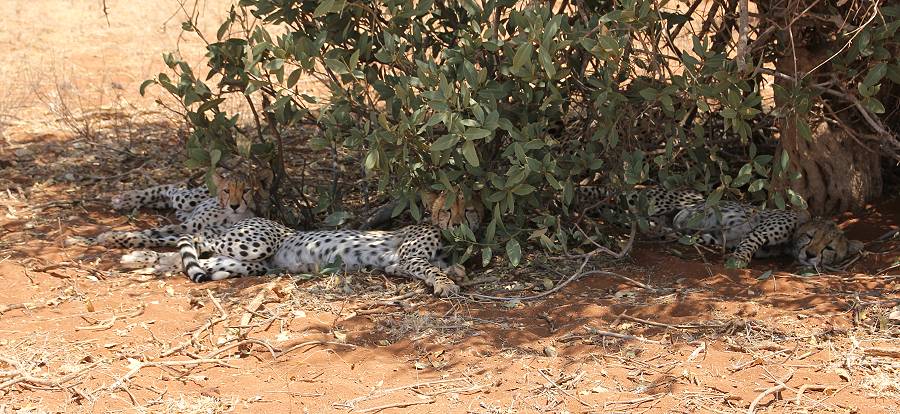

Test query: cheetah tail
[177,235,209,282]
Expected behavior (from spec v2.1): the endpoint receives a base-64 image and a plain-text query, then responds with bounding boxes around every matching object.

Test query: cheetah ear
[420,191,438,210]
[211,167,227,189]
[847,240,864,254]
[257,168,274,190]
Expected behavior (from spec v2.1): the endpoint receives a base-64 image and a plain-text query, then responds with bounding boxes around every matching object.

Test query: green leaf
[464,128,491,140]
[796,119,812,142]
[748,179,766,193]
[511,184,535,195]
[431,134,459,152]
[864,97,886,114]
[287,69,303,88]
[481,247,493,267]
[726,257,748,269]
[313,0,336,17]
[773,191,786,210]
[139,79,156,96]
[638,87,657,100]
[209,149,222,168]
[216,20,231,40]
[462,140,480,167]
[786,189,807,209]
[862,62,887,88]
[364,150,378,171]
[505,239,522,267]
[731,163,753,187]
[538,46,556,78]
[512,41,533,71]
[324,58,349,75]
[780,149,790,171]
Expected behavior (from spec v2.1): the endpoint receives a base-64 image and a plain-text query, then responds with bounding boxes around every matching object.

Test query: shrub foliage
[144,0,899,266]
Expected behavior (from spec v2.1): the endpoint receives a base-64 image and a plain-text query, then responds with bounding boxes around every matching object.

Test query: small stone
[543,345,558,357]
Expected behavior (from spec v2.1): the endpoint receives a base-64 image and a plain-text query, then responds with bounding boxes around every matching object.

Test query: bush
[144,0,899,266]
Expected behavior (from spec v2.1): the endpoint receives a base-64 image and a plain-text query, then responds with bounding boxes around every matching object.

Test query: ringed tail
[177,235,209,282]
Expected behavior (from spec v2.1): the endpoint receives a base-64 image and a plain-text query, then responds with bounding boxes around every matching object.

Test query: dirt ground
[1,1,899,413]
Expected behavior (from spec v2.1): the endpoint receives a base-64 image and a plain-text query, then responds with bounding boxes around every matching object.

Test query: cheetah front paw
[431,275,460,297]
[725,254,750,269]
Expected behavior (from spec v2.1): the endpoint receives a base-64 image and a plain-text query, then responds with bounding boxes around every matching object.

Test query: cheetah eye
[222,188,230,194]
[824,245,834,251]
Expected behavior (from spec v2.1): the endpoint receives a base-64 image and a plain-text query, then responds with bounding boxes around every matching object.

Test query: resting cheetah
[120,217,463,297]
[577,186,861,268]
[672,199,862,268]
[96,168,271,248]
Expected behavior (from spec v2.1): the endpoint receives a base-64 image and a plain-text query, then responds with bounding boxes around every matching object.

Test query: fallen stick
[0,362,98,391]
[357,398,434,413]
[747,384,786,414]
[616,312,722,330]
[341,377,471,407]
[863,347,900,358]
[238,281,277,353]
[795,384,840,405]
[107,358,235,392]
[535,368,595,409]
[276,340,356,359]
[206,338,279,359]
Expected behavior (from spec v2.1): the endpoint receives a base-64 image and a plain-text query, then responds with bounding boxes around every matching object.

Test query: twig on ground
[795,384,840,405]
[615,312,722,330]
[748,370,794,414]
[340,377,472,408]
[582,270,655,291]
[0,302,42,315]
[0,359,98,392]
[276,340,357,359]
[748,383,787,413]
[107,358,236,392]
[238,281,277,352]
[206,338,279,359]
[458,276,501,287]
[356,399,434,413]
[160,291,229,357]
[603,393,665,409]
[863,347,900,358]
[583,325,661,344]
[535,368,595,409]
[76,304,145,331]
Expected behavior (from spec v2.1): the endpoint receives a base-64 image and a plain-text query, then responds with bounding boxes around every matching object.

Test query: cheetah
[120,217,462,297]
[672,200,862,268]
[576,186,861,268]
[96,168,272,248]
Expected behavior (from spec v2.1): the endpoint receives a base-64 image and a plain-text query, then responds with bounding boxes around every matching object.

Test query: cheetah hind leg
[111,185,175,210]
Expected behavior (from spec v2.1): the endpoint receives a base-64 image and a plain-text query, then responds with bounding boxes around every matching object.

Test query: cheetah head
[793,220,863,268]
[421,189,484,232]
[212,167,273,215]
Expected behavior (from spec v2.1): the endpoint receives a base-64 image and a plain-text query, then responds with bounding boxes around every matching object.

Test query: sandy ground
[1,1,899,413]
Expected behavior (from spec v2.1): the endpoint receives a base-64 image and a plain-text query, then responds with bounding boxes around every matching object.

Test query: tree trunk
[773,15,882,216]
